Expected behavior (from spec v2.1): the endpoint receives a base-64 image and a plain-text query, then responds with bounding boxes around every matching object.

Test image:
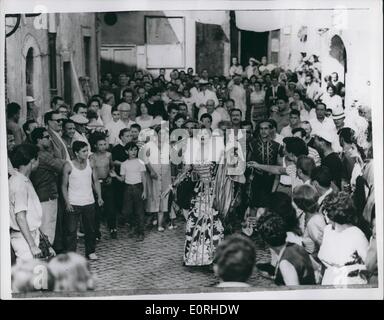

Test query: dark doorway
[240,30,269,66]
[63,62,72,105]
[196,22,229,76]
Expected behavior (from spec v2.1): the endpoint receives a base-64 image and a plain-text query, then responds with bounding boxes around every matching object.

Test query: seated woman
[318,192,369,285]
[213,234,256,287]
[256,210,316,286]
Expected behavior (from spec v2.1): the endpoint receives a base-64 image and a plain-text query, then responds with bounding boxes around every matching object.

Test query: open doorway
[240,30,269,66]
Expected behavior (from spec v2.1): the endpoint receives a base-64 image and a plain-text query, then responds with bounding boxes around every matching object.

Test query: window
[26,48,34,96]
[63,62,72,105]
[269,29,280,65]
[145,16,185,68]
[48,33,57,93]
[83,36,91,76]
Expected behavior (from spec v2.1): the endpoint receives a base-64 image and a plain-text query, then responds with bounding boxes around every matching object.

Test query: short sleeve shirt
[120,158,146,185]
[9,171,42,231]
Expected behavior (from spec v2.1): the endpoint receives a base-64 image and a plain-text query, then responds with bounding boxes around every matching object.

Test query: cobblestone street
[77,215,275,294]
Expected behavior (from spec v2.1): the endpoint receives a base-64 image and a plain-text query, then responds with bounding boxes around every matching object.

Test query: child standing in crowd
[89,133,116,239]
[112,142,147,241]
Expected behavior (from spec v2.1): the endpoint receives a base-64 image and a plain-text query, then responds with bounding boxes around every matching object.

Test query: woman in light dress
[135,102,154,130]
[318,192,369,285]
[250,81,266,126]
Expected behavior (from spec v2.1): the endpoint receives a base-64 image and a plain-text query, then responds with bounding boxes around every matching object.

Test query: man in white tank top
[61,141,104,260]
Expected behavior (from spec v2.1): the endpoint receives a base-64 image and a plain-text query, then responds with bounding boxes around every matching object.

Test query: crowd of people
[6,54,377,292]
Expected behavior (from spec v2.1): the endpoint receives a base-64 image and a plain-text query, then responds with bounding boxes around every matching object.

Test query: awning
[235,10,336,32]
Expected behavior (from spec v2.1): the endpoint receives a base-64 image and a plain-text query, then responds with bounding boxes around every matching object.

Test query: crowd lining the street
[7,54,377,292]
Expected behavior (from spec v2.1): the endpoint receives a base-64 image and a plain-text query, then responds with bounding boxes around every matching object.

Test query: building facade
[5,13,100,121]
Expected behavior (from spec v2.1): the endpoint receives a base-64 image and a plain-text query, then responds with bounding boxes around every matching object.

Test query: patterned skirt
[184,182,224,266]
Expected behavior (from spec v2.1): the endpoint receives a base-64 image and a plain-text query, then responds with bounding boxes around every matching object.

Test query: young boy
[112,142,147,241]
[89,133,116,239]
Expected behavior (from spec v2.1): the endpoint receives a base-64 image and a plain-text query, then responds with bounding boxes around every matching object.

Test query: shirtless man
[89,133,116,239]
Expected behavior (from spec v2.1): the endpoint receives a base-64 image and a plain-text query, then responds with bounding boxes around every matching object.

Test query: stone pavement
[77,215,276,293]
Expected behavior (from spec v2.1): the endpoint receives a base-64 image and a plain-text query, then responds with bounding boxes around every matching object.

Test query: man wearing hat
[313,130,343,189]
[26,96,41,125]
[245,57,260,79]
[70,113,91,151]
[228,75,247,121]
[195,78,219,111]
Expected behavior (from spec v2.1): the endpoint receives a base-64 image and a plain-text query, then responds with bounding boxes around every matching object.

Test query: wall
[5,13,99,122]
[99,11,230,77]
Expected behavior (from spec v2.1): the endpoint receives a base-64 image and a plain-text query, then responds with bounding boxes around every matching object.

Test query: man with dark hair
[72,103,88,118]
[112,128,132,225]
[30,127,67,244]
[292,127,321,166]
[113,72,129,102]
[309,102,338,146]
[61,119,76,159]
[9,144,43,262]
[213,234,256,287]
[305,73,322,101]
[296,155,316,185]
[130,123,141,144]
[7,130,17,176]
[270,97,291,133]
[51,96,64,111]
[22,120,38,144]
[121,88,137,120]
[230,108,242,131]
[247,119,281,216]
[265,76,287,109]
[146,87,167,119]
[310,165,335,207]
[6,102,23,145]
[61,141,103,260]
[331,72,344,96]
[250,136,308,196]
[313,131,343,189]
[280,109,301,137]
[45,110,70,161]
[269,118,284,145]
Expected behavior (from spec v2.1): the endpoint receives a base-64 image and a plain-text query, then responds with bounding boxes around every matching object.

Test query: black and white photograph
[0,0,382,300]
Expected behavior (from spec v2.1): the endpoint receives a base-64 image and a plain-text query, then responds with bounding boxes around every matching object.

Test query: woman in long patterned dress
[166,129,225,266]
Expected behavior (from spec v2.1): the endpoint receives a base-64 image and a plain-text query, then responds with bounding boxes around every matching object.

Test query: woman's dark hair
[72,141,88,154]
[267,192,302,236]
[9,144,39,169]
[30,127,47,145]
[173,113,186,126]
[73,103,87,114]
[256,210,287,247]
[322,192,358,225]
[6,102,21,119]
[125,141,139,153]
[86,109,98,120]
[338,127,366,160]
[293,184,319,214]
[87,98,101,108]
[213,234,256,282]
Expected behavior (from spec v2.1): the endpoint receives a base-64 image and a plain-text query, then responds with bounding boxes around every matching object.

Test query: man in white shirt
[9,144,43,262]
[228,75,246,120]
[100,91,115,126]
[118,102,136,129]
[305,74,322,101]
[105,108,126,146]
[309,102,339,152]
[195,79,219,109]
[198,99,223,130]
[280,110,302,138]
